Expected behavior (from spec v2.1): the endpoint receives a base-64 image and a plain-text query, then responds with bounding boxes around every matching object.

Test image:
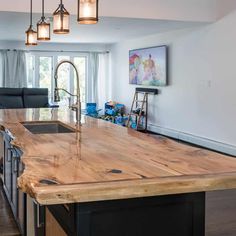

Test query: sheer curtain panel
[88,52,111,110]
[88,52,99,104]
[0,50,27,88]
[97,53,110,109]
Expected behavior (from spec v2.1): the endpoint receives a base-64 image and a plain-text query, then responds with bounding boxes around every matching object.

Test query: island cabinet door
[3,141,13,201]
[0,132,4,179]
[18,159,26,235]
[75,192,205,236]
[11,153,19,218]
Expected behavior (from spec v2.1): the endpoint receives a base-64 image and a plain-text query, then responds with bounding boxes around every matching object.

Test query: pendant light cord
[42,0,45,18]
[30,0,33,26]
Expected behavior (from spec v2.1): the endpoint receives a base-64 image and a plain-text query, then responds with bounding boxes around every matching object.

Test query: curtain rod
[5,49,109,54]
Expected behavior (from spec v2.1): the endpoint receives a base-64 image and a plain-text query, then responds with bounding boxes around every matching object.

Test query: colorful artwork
[129,46,167,86]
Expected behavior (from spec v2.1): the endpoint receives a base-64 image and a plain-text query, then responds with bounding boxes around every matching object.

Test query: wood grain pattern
[0,108,236,205]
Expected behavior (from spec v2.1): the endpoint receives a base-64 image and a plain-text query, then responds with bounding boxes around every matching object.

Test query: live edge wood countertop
[1,108,236,205]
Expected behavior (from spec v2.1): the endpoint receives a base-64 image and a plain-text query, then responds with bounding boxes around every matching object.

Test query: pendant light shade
[37,20,50,40]
[53,0,70,34]
[78,0,98,24]
[25,26,37,46]
[25,0,37,46]
[37,0,50,40]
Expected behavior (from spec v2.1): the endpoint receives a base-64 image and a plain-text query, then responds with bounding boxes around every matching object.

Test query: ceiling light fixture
[25,0,37,46]
[78,0,99,25]
[53,0,70,34]
[37,0,50,41]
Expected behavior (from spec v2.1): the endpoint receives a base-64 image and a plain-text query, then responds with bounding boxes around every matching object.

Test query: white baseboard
[148,124,236,157]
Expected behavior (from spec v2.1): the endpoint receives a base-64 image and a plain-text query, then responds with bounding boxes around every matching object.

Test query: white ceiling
[0,0,236,44]
[0,12,205,43]
[0,0,232,22]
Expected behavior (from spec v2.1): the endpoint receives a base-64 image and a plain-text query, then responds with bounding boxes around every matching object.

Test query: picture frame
[129,45,168,86]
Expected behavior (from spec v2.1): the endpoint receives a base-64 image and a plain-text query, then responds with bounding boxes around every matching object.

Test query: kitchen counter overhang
[1,108,236,205]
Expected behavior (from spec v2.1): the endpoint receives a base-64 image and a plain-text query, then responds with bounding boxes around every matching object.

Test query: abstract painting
[129,45,167,86]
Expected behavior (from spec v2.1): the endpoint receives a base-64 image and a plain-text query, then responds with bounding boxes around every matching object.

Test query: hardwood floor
[206,189,236,236]
[0,181,20,236]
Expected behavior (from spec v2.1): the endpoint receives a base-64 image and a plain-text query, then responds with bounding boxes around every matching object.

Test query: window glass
[27,54,88,108]
[26,54,35,88]
[74,57,86,109]
[57,56,70,105]
[39,56,52,98]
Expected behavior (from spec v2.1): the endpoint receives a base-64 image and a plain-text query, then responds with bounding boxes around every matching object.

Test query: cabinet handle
[11,156,17,174]
[36,203,44,228]
[13,157,18,173]
[7,148,12,162]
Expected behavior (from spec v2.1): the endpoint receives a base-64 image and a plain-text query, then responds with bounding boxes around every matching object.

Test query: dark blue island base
[43,192,205,236]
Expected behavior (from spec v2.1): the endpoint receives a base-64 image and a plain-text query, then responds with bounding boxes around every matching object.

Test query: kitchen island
[1,108,236,236]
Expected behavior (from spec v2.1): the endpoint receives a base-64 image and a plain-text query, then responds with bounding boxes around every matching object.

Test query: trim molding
[148,124,236,157]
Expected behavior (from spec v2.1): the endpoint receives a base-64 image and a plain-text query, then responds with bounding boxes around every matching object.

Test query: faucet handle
[54,89,60,102]
[70,104,78,111]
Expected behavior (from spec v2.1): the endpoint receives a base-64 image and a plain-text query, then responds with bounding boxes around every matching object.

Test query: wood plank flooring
[0,181,20,236]
[206,189,236,236]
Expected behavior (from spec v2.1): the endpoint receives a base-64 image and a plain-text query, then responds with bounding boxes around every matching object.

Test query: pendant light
[37,0,50,40]
[78,0,99,24]
[53,0,70,34]
[25,0,37,46]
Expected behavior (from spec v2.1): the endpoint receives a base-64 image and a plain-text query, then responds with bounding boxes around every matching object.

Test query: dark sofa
[0,88,53,109]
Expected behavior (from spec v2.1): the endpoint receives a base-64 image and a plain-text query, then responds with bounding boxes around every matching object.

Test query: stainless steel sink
[21,121,76,134]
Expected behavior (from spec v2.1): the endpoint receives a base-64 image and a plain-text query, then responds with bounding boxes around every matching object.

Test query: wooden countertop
[1,108,236,205]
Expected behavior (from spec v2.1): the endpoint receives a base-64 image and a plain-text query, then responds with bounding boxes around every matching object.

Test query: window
[26,54,35,88]
[39,57,53,98]
[28,52,88,107]
[73,57,86,109]
[57,56,70,105]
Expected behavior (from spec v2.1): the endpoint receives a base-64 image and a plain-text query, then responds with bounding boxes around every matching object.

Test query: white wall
[109,10,236,154]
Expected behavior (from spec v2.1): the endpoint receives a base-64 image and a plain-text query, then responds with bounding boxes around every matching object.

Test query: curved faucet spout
[54,60,81,126]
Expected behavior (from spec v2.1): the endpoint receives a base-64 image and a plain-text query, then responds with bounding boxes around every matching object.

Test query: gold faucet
[54,60,81,126]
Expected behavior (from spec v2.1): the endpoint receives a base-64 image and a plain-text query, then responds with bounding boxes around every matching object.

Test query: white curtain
[87,52,99,103]
[0,50,27,88]
[88,52,111,110]
[97,53,111,110]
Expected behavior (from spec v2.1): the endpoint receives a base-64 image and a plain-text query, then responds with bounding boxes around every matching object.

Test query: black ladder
[127,88,158,132]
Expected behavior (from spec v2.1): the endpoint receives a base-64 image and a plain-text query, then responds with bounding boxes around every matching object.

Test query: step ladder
[127,88,158,132]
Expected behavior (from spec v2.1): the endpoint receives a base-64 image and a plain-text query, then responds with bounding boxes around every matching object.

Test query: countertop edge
[22,172,236,205]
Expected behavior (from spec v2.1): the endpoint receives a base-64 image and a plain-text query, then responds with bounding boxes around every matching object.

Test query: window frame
[29,51,88,104]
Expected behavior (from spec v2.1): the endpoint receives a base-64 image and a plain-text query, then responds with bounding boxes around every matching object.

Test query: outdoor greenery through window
[26,52,87,108]
[39,57,52,98]
[57,56,70,105]
[74,57,86,109]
